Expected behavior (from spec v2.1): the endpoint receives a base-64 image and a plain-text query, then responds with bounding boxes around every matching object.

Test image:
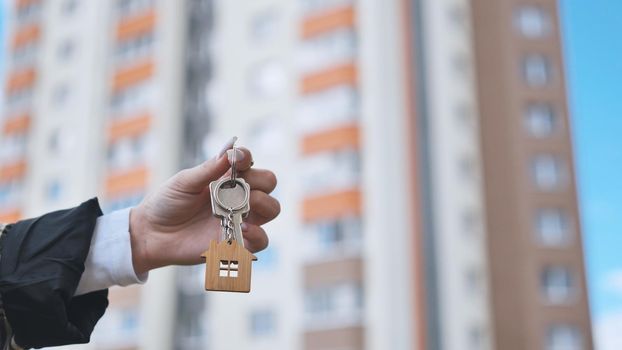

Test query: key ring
[230,144,238,183]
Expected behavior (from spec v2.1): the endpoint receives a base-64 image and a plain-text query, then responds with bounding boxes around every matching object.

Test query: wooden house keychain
[201,142,257,293]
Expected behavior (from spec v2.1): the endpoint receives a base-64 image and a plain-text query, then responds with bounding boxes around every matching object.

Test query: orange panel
[0,209,22,223]
[116,9,156,40]
[105,166,149,197]
[12,24,40,50]
[302,6,356,38]
[6,68,36,94]
[302,189,362,222]
[112,61,154,91]
[301,63,357,94]
[301,124,360,155]
[108,114,152,143]
[16,0,40,9]
[0,160,27,183]
[3,114,31,135]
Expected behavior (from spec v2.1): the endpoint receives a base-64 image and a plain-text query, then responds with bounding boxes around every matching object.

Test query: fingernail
[227,148,245,164]
[217,136,238,159]
[241,223,249,232]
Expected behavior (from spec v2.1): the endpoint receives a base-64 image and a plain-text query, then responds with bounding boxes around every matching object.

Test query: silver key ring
[213,177,250,212]
[230,145,237,183]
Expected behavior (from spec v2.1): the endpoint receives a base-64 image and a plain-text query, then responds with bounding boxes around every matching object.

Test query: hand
[128,142,280,275]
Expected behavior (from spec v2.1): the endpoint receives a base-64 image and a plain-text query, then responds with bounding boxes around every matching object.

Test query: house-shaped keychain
[201,240,258,293]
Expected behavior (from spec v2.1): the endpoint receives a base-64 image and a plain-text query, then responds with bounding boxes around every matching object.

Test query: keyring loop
[213,178,250,212]
[230,145,237,183]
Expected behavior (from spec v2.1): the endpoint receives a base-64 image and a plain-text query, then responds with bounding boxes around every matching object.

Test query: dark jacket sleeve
[0,198,109,349]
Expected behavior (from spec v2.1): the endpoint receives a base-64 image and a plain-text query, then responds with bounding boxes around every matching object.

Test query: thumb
[175,137,236,192]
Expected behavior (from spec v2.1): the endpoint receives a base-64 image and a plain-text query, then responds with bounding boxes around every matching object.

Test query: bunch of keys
[201,143,257,293]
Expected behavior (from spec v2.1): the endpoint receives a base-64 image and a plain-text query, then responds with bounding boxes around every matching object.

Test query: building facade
[0,0,592,350]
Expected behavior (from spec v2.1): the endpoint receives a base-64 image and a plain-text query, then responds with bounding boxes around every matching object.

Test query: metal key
[210,177,250,247]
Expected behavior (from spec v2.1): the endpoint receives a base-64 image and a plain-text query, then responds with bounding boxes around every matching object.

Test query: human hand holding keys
[129,137,280,292]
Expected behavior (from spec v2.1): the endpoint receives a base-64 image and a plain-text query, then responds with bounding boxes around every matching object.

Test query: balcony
[0,209,22,223]
[2,114,31,135]
[302,5,356,39]
[6,68,36,95]
[11,23,40,50]
[112,61,155,92]
[302,189,362,223]
[105,166,149,197]
[301,123,360,155]
[301,63,357,95]
[116,9,156,41]
[0,160,27,184]
[108,113,152,143]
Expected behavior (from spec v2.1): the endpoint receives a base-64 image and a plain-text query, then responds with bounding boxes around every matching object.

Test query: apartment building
[470,0,593,349]
[0,0,592,350]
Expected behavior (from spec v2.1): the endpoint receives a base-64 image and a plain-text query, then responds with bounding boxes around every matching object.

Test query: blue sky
[560,0,622,315]
[560,0,622,347]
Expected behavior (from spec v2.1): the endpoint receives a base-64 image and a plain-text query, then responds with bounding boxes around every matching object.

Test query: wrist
[129,207,152,275]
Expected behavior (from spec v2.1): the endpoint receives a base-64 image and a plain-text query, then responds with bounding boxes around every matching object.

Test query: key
[209,177,250,246]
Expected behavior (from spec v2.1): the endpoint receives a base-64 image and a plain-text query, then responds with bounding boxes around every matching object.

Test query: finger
[242,224,269,253]
[227,147,253,172]
[239,169,277,193]
[249,190,281,220]
[246,212,274,226]
[174,137,237,193]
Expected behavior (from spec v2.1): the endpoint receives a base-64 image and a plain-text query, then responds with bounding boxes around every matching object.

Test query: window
[546,325,582,350]
[107,134,151,170]
[250,310,275,337]
[250,10,280,43]
[515,6,552,38]
[52,84,70,106]
[465,267,483,296]
[116,0,154,15]
[298,86,358,132]
[536,209,571,246]
[45,180,63,202]
[541,266,575,304]
[109,83,155,116]
[301,149,361,194]
[0,134,27,163]
[462,208,480,236]
[531,154,567,191]
[305,284,363,326]
[458,155,477,182]
[62,0,79,15]
[523,54,552,87]
[451,52,471,79]
[304,217,363,260]
[105,192,145,212]
[525,103,556,137]
[247,60,287,98]
[11,43,38,69]
[16,2,41,23]
[58,40,75,61]
[115,33,155,64]
[219,260,239,278]
[5,88,34,114]
[299,29,356,74]
[301,0,354,15]
[468,326,485,350]
[0,181,22,209]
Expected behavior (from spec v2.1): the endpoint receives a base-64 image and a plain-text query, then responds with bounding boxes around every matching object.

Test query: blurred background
[0,0,620,349]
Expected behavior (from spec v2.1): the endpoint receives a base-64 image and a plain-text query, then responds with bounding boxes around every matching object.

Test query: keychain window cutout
[219,259,240,278]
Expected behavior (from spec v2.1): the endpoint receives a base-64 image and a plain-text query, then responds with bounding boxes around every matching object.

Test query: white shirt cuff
[75,207,148,296]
